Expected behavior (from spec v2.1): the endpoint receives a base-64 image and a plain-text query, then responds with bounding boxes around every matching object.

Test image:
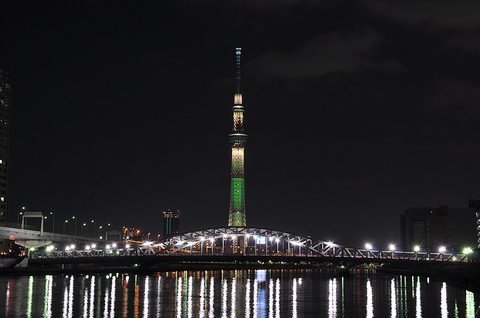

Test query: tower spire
[228,47,247,227]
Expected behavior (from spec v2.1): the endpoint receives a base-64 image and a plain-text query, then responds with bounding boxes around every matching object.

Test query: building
[228,48,247,227]
[0,67,11,227]
[468,197,480,248]
[162,210,180,238]
[122,227,141,241]
[400,205,477,252]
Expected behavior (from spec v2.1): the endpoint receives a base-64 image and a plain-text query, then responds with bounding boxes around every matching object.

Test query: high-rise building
[400,205,477,252]
[163,210,180,238]
[228,48,247,227]
[0,67,11,227]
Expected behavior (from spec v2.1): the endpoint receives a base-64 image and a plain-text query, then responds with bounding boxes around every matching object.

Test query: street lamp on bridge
[63,219,68,234]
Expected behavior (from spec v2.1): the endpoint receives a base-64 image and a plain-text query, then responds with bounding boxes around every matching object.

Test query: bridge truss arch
[157,226,325,256]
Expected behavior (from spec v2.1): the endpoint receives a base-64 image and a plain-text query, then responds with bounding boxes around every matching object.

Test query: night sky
[2,1,480,248]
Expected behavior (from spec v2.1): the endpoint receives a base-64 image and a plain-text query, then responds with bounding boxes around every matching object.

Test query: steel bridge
[29,227,469,266]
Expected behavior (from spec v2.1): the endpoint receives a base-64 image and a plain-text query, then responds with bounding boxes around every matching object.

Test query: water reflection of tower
[228,47,247,226]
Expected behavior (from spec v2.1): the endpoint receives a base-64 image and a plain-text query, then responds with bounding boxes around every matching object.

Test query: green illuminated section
[230,178,245,210]
[229,177,246,226]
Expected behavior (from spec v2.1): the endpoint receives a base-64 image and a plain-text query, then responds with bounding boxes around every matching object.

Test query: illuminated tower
[228,48,247,226]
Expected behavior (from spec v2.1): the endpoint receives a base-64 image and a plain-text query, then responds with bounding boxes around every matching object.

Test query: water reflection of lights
[292,278,298,318]
[466,290,475,318]
[188,276,193,318]
[27,276,34,318]
[143,276,149,318]
[231,276,236,318]
[44,275,53,318]
[441,282,448,318]
[209,276,215,318]
[253,277,258,318]
[366,278,373,318]
[268,279,273,318]
[90,275,95,318]
[199,277,205,318]
[328,278,337,318]
[176,277,183,318]
[222,278,228,318]
[276,278,280,318]
[390,278,396,318]
[245,278,251,318]
[415,277,421,318]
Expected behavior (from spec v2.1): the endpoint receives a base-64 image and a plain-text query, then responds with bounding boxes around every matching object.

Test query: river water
[0,269,478,317]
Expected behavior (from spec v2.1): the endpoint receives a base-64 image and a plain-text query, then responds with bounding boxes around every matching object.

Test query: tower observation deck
[228,48,247,226]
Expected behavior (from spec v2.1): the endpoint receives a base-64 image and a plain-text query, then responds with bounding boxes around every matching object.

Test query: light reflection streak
[110,276,116,318]
[390,278,396,318]
[366,278,373,318]
[143,276,149,318]
[292,278,297,318]
[122,276,129,318]
[5,279,11,317]
[269,279,273,318]
[188,276,193,318]
[89,275,95,318]
[199,277,205,318]
[245,278,251,318]
[44,275,53,318]
[466,290,475,318]
[253,278,258,318]
[231,276,236,318]
[156,276,162,318]
[68,276,74,318]
[222,278,228,318]
[275,278,280,318]
[328,278,337,318]
[441,282,448,318]
[63,277,68,317]
[256,270,267,318]
[83,279,88,318]
[209,277,215,318]
[26,276,34,318]
[176,277,183,318]
[415,277,421,318]
[104,276,110,318]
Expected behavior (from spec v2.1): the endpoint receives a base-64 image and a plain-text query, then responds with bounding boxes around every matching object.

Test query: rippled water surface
[1,269,478,317]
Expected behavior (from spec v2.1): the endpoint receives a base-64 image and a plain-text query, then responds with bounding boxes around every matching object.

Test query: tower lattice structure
[228,48,247,227]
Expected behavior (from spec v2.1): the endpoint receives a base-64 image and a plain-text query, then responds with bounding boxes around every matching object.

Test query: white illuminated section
[441,282,448,318]
[234,93,242,105]
[329,278,337,318]
[231,148,245,173]
[390,278,396,318]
